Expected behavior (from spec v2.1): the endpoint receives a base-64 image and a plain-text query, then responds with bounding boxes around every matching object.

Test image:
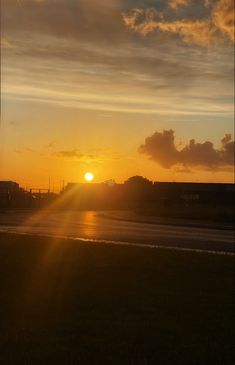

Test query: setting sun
[84,172,94,182]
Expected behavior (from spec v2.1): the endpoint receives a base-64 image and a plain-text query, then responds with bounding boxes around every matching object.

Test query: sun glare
[84,172,94,182]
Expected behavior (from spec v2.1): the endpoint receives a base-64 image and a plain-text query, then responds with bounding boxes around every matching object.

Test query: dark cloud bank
[139,130,234,170]
[123,0,234,46]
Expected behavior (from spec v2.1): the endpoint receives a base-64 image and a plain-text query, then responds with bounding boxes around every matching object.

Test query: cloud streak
[0,37,14,48]
[168,0,190,9]
[139,130,235,170]
[52,149,117,162]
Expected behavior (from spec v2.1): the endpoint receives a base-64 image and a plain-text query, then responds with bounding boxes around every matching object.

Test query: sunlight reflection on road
[0,210,234,255]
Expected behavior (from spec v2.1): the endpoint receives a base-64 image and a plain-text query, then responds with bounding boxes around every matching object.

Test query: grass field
[0,232,234,365]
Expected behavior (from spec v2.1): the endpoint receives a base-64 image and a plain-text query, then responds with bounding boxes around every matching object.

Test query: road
[0,210,234,255]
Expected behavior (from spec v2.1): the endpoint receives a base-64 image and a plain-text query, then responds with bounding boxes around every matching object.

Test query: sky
[0,0,234,190]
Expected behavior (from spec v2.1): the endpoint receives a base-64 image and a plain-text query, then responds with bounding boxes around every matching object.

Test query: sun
[84,172,94,182]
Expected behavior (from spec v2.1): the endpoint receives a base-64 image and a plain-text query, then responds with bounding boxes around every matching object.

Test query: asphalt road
[0,210,234,254]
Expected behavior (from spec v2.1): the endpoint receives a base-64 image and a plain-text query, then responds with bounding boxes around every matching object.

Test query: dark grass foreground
[0,233,234,365]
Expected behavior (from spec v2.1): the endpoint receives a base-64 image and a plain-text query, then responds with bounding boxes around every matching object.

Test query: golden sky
[0,0,234,190]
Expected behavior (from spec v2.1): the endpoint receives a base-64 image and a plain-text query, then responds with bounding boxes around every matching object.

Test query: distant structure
[60,181,124,210]
[0,181,28,209]
[0,181,56,209]
[0,179,234,222]
[60,180,235,212]
[153,182,235,204]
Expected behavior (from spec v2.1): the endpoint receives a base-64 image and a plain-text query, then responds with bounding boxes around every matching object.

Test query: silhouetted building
[153,182,235,205]
[0,181,55,209]
[1,179,234,222]
[0,181,21,208]
[60,181,235,214]
[61,182,125,210]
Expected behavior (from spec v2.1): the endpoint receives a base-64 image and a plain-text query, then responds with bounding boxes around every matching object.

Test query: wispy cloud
[168,0,190,9]
[14,145,119,163]
[52,149,118,162]
[3,81,233,117]
[0,37,14,48]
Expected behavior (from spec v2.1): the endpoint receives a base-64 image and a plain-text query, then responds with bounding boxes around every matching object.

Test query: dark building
[1,180,234,222]
[61,182,126,210]
[153,182,235,204]
[0,181,32,209]
[0,181,21,208]
[0,181,57,209]
[59,181,235,221]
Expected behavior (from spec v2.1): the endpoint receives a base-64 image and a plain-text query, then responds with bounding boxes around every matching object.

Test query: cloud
[8,120,18,126]
[168,0,190,9]
[2,0,233,119]
[53,149,85,160]
[45,140,57,149]
[123,9,214,46]
[3,0,234,48]
[174,166,192,173]
[3,0,125,45]
[204,0,211,7]
[0,37,14,48]
[139,130,235,170]
[17,0,45,4]
[14,146,116,163]
[15,147,36,154]
[52,149,115,162]
[123,0,234,46]
[212,0,234,42]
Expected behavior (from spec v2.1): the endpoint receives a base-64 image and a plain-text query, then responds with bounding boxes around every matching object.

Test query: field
[0,232,234,364]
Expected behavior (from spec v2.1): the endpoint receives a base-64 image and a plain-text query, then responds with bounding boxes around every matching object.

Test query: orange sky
[0,0,234,190]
